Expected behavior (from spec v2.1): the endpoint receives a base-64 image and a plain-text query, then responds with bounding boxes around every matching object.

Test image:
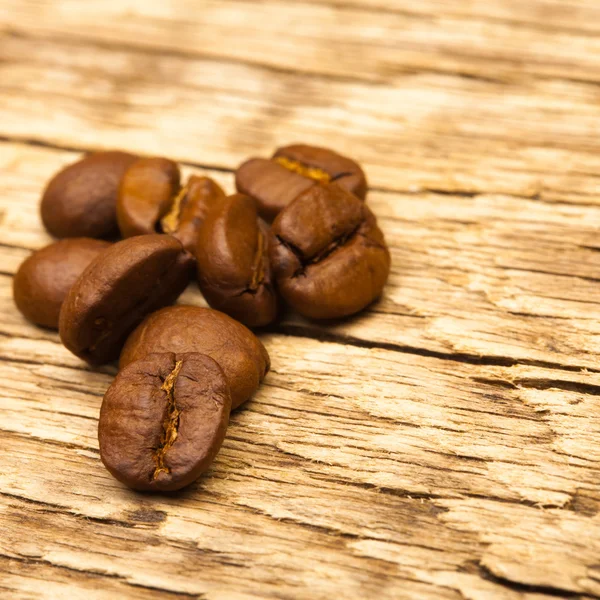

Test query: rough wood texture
[0,2,599,598]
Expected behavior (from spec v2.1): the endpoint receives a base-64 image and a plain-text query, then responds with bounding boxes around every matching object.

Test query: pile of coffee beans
[13,144,390,492]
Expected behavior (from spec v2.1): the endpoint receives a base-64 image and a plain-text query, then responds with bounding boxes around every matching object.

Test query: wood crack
[474,375,600,397]
[477,562,597,599]
[497,264,600,285]
[272,323,600,374]
[0,553,202,598]
[4,312,597,379]
[1,490,137,529]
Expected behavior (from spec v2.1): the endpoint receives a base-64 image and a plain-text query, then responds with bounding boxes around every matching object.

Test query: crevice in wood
[252,389,426,430]
[475,561,596,599]
[4,316,597,388]
[231,499,376,542]
[0,490,68,512]
[505,311,592,321]
[517,377,600,396]
[474,376,600,397]
[497,264,600,285]
[579,244,600,253]
[272,323,600,374]
[296,387,345,400]
[553,449,600,467]
[0,554,202,598]
[419,187,480,199]
[1,490,137,529]
[0,133,83,160]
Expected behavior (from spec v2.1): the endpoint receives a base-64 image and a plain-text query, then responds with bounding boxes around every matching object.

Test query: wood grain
[0,1,599,598]
[4,11,600,204]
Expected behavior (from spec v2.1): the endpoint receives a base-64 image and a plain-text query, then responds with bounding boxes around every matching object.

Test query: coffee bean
[235,144,367,220]
[162,176,226,255]
[270,182,390,319]
[13,239,111,330]
[118,157,225,254]
[196,194,277,327]
[117,157,180,238]
[59,235,194,365]
[41,151,138,239]
[99,352,230,492]
[120,305,270,409]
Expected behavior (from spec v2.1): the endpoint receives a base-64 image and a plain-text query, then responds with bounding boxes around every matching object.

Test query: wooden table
[1,2,599,598]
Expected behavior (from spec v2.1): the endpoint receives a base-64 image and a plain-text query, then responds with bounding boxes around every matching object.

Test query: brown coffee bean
[196,194,277,327]
[59,235,194,365]
[117,157,180,238]
[99,352,230,492]
[235,144,367,220]
[270,182,390,319]
[120,305,270,409]
[41,151,138,238]
[13,238,111,329]
[162,176,226,255]
[118,158,225,254]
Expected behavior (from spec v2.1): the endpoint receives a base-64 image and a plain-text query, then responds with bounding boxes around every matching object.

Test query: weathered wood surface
[0,1,599,598]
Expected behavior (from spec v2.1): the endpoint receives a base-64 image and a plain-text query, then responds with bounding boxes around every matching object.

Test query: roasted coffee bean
[270,182,390,319]
[235,144,367,220]
[117,157,180,238]
[120,305,270,409]
[41,151,138,238]
[99,352,231,492]
[118,157,225,254]
[59,235,194,365]
[196,194,277,327]
[13,238,111,329]
[162,176,226,254]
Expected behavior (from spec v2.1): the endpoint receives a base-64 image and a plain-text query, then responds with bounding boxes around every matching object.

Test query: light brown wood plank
[1,341,599,598]
[0,556,192,600]
[4,0,600,84]
[284,0,600,34]
[2,30,600,202]
[1,1,600,597]
[1,163,600,594]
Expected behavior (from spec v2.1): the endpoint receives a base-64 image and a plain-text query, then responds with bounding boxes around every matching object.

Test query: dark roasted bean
[117,157,181,238]
[118,157,225,254]
[269,182,390,319]
[196,194,277,327]
[120,305,270,409]
[59,235,194,365]
[13,238,111,329]
[41,151,138,238]
[236,144,367,220]
[99,352,231,492]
